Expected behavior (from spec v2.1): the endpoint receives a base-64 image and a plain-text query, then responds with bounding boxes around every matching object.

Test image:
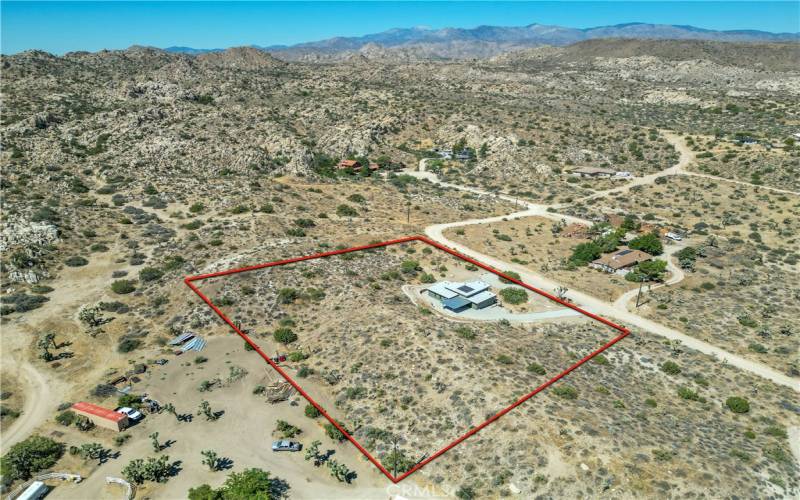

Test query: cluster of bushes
[500,287,528,305]
[0,293,49,314]
[0,435,64,483]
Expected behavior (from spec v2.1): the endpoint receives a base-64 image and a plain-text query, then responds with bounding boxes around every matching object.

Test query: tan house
[590,247,652,274]
[72,401,129,432]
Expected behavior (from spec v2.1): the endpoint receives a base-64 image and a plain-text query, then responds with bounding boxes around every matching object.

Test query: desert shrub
[304,404,321,419]
[660,361,681,375]
[273,327,297,344]
[499,270,521,284]
[455,326,475,340]
[117,337,142,353]
[400,260,420,275]
[419,272,435,284]
[553,385,578,399]
[500,287,528,305]
[347,193,366,203]
[496,354,513,365]
[111,280,136,294]
[288,351,308,362]
[275,420,301,438]
[725,397,750,414]
[277,288,299,304]
[455,485,476,500]
[138,267,164,282]
[677,387,704,402]
[336,204,358,217]
[117,394,142,409]
[65,256,89,267]
[55,410,77,426]
[0,293,48,313]
[294,218,315,228]
[527,363,546,375]
[324,422,346,441]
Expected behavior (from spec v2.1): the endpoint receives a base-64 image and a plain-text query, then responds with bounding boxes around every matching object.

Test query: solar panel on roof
[617,249,633,256]
[457,285,474,293]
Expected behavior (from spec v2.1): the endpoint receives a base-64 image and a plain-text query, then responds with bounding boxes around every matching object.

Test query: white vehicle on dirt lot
[272,440,302,452]
[115,407,143,421]
[666,232,683,241]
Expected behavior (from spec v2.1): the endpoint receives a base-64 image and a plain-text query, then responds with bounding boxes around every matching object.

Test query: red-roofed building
[72,401,129,431]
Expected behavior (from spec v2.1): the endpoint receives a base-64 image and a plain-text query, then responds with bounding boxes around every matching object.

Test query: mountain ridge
[163,21,800,60]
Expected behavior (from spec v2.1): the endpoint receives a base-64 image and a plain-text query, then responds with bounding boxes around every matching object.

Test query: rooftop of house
[592,246,652,270]
[427,280,492,299]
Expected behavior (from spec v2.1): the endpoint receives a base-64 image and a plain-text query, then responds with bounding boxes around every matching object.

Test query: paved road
[412,133,799,391]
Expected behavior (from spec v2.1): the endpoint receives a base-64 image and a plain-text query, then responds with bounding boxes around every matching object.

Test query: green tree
[568,242,602,266]
[675,246,697,270]
[188,484,222,500]
[221,468,274,498]
[0,435,65,481]
[629,232,663,255]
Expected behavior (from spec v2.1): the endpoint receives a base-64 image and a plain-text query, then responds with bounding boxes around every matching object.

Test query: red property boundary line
[184,235,630,483]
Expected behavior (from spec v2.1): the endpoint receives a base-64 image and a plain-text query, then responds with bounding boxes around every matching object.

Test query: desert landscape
[1,14,799,499]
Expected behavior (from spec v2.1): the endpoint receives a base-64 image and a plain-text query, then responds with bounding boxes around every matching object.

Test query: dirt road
[413,132,799,391]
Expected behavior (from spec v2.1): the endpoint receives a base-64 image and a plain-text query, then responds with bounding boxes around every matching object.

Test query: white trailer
[17,481,48,500]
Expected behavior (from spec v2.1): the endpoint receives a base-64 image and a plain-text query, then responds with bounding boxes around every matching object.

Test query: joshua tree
[197,400,218,421]
[201,449,219,471]
[149,432,160,452]
[37,333,56,361]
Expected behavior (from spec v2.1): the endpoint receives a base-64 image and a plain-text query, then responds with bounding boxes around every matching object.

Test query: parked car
[115,407,143,421]
[666,232,683,241]
[272,440,301,452]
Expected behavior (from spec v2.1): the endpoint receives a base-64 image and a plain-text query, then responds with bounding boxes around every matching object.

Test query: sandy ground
[46,335,436,499]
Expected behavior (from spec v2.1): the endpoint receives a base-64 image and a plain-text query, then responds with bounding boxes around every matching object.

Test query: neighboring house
[560,223,590,239]
[368,162,381,171]
[590,247,652,275]
[615,171,633,178]
[570,166,615,178]
[72,401,129,432]
[454,151,473,161]
[426,280,497,312]
[337,159,361,170]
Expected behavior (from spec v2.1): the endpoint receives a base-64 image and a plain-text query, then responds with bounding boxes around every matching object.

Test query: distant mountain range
[165,22,800,60]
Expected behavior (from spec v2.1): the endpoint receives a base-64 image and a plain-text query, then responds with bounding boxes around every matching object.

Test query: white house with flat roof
[426,280,497,312]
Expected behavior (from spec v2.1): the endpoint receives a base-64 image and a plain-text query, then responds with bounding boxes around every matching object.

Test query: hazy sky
[2,1,798,54]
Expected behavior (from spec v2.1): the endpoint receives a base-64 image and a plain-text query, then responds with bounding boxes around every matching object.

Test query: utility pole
[406,202,411,224]
[635,277,645,308]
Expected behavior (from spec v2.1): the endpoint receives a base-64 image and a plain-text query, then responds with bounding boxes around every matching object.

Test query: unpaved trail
[0,249,133,450]
[412,131,799,391]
